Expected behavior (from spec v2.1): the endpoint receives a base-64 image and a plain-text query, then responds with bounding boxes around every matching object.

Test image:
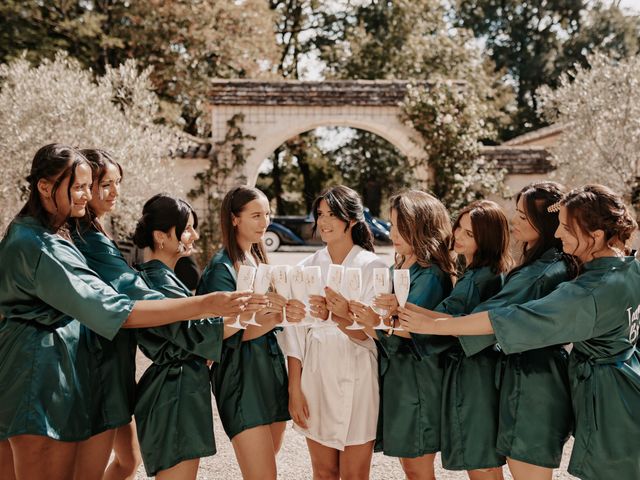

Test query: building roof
[207,79,458,106]
[502,123,566,146]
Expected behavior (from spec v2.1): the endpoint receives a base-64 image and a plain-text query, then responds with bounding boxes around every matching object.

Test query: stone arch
[209,80,434,186]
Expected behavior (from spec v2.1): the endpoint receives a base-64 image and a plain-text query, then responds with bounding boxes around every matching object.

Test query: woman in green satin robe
[434,201,511,480]
[71,149,161,480]
[132,194,238,479]
[401,182,575,480]
[350,190,455,480]
[197,186,301,480]
[400,184,640,480]
[0,144,252,480]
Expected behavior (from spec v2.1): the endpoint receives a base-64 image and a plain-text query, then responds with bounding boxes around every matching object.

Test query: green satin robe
[434,266,504,470]
[462,248,572,468]
[197,250,290,440]
[489,256,640,480]
[0,216,134,441]
[375,262,452,458]
[135,260,223,476]
[72,226,163,434]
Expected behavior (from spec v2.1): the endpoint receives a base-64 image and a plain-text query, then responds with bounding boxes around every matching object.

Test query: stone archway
[208,80,439,185]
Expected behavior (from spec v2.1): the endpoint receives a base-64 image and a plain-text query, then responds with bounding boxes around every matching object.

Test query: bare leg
[306,438,339,480]
[0,440,16,480]
[155,458,199,480]
[103,422,142,480]
[231,425,278,480]
[468,467,505,480]
[74,428,116,480]
[338,440,375,480]
[507,458,553,480]
[10,434,78,480]
[398,453,436,480]
[269,421,286,455]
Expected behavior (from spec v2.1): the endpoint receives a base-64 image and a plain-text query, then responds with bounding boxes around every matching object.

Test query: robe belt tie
[573,346,636,431]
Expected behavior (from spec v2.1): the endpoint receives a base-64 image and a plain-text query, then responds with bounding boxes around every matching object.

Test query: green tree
[0,0,280,134]
[456,1,640,138]
[0,52,181,235]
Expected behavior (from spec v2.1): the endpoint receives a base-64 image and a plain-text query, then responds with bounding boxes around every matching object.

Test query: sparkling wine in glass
[271,265,296,327]
[229,264,256,330]
[344,267,364,330]
[289,265,311,326]
[393,269,411,331]
[304,266,324,327]
[326,264,344,326]
[372,267,392,330]
[244,264,271,327]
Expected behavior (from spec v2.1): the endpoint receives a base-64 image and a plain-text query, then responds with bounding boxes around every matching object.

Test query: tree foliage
[0,0,280,134]
[538,52,640,210]
[0,52,180,236]
[401,81,506,213]
[457,1,640,138]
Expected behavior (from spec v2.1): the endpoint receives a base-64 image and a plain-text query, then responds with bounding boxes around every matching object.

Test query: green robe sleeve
[489,282,597,354]
[434,272,479,316]
[138,261,223,362]
[34,246,134,340]
[197,255,243,349]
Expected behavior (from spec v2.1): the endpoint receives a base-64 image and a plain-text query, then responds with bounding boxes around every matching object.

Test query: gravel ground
[131,247,578,479]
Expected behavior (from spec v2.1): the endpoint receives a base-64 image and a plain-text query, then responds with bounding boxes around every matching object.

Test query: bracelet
[386,315,398,336]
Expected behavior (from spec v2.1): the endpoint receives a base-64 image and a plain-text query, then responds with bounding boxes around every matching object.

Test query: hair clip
[547,201,562,213]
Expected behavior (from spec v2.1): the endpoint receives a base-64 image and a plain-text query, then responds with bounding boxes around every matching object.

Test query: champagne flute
[244,263,271,327]
[304,266,324,327]
[325,264,344,326]
[344,267,364,330]
[289,265,311,326]
[271,265,297,327]
[229,264,256,330]
[372,267,392,330]
[393,269,410,331]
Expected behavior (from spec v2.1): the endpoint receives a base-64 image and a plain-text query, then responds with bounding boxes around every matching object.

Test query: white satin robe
[277,245,387,450]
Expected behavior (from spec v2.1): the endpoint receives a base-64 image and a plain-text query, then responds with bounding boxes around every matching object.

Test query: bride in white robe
[277,186,387,479]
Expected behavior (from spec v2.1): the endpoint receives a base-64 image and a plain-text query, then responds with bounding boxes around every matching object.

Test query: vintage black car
[264,209,392,252]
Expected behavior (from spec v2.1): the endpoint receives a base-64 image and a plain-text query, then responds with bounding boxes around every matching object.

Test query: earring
[160,241,164,250]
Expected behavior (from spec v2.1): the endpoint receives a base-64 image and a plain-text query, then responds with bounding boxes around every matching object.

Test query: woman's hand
[244,293,269,315]
[373,293,399,317]
[308,295,329,320]
[397,305,436,334]
[204,290,251,317]
[288,386,310,429]
[324,286,349,318]
[285,299,307,324]
[348,301,380,328]
[255,292,287,324]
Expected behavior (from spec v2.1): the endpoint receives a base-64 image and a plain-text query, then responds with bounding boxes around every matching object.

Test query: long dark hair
[16,143,88,232]
[561,184,637,259]
[80,148,123,234]
[453,200,513,274]
[220,186,269,268]
[311,185,374,252]
[133,194,198,251]
[389,190,456,277]
[514,181,565,269]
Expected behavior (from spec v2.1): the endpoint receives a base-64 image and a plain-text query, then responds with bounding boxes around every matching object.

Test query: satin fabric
[72,226,163,434]
[434,266,504,470]
[135,259,223,476]
[490,256,640,480]
[198,250,290,440]
[277,246,386,449]
[0,216,133,441]
[375,262,452,458]
[462,249,572,468]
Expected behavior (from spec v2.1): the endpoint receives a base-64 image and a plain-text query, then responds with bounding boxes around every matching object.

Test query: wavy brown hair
[561,184,637,258]
[390,190,456,277]
[453,200,513,274]
[220,186,269,268]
